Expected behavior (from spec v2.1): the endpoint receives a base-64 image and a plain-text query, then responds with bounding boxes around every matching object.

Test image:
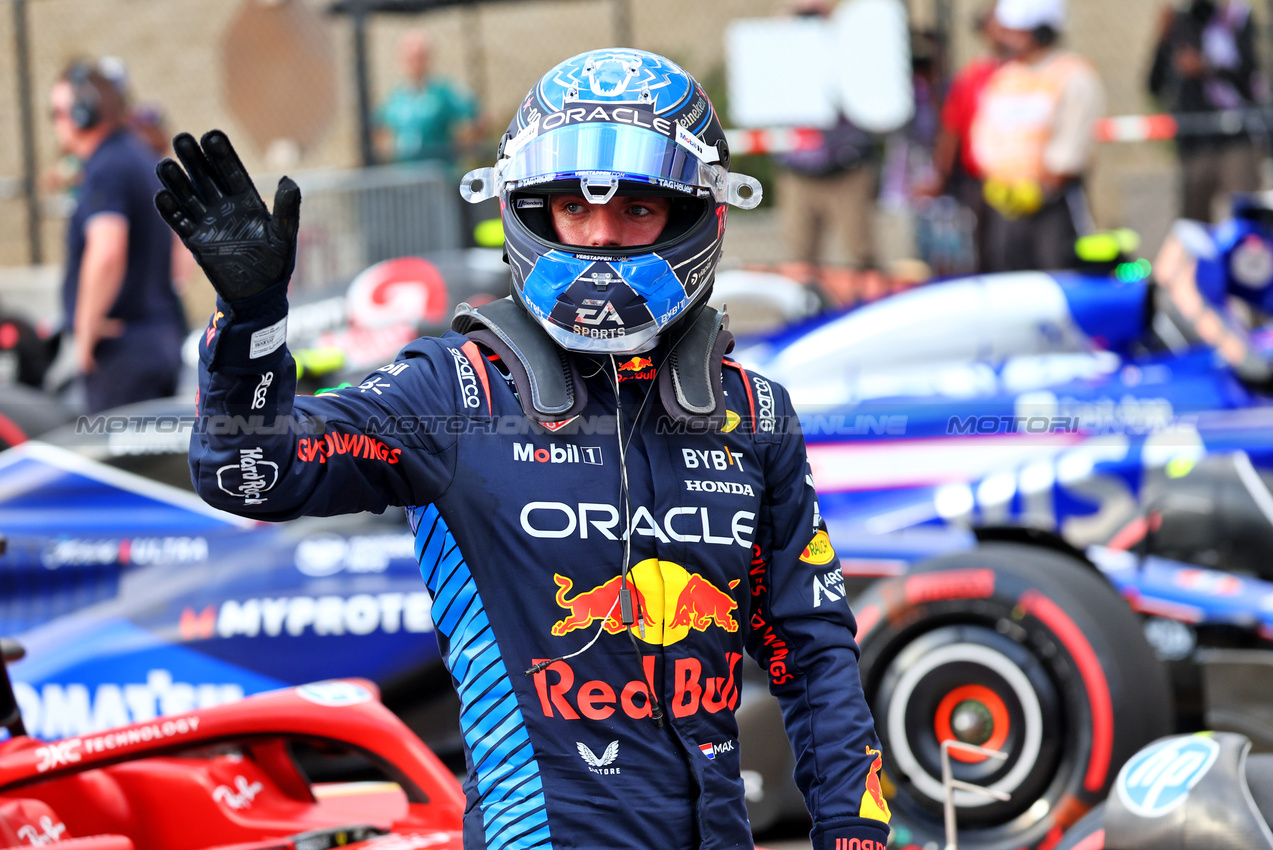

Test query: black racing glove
[154,130,300,302]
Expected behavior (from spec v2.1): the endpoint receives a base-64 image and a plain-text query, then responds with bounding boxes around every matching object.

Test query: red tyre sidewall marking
[933,683,1010,763]
[904,569,996,606]
[1018,590,1114,792]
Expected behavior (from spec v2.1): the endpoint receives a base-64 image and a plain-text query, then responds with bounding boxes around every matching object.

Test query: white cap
[995,0,1065,30]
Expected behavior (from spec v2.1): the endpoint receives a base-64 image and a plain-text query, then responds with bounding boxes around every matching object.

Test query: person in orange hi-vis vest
[969,0,1105,272]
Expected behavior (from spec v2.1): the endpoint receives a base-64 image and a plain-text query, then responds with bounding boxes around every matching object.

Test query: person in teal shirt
[375,30,480,168]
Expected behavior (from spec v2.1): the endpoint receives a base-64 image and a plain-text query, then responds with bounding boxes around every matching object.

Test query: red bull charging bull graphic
[859,745,892,822]
[615,356,655,382]
[616,356,654,372]
[551,559,739,645]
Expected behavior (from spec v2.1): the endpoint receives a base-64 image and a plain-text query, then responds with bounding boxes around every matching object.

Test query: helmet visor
[503,122,711,191]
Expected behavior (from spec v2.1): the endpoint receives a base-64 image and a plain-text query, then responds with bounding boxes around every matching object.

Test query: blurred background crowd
[1,0,1272,373]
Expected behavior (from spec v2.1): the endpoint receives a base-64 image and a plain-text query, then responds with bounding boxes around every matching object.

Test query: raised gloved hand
[154,130,300,302]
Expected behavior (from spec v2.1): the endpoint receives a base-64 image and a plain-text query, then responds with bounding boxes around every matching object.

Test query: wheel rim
[876,624,1063,825]
[934,684,1011,761]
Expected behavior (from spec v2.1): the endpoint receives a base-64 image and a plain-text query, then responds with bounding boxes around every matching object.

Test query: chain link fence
[4,0,1273,310]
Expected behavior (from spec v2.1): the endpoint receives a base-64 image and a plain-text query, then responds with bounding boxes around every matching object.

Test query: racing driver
[156,49,891,850]
[1150,195,1273,389]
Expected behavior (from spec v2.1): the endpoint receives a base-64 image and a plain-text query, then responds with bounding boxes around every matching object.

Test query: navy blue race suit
[191,282,891,850]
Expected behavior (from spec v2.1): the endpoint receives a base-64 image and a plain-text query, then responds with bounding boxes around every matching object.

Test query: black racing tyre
[853,543,1170,850]
[1053,803,1106,850]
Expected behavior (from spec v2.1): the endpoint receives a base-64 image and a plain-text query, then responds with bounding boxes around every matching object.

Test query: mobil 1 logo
[513,442,603,465]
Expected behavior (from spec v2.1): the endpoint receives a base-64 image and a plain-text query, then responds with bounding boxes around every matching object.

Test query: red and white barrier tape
[726,110,1261,154]
[724,127,827,156]
[1092,114,1179,142]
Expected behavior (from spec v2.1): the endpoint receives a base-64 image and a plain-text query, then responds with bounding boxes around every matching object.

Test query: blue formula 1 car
[724,203,1273,846]
[0,412,460,765]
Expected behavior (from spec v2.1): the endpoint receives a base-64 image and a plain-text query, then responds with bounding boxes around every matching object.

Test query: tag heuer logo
[577,740,620,775]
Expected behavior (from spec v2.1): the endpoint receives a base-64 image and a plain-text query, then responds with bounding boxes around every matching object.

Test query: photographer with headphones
[969,0,1105,272]
[49,59,188,413]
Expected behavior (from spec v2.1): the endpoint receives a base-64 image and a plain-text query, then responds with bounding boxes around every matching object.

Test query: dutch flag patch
[699,743,715,760]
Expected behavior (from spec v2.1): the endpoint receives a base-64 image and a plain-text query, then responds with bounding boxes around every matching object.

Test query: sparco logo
[216,448,277,505]
[753,377,775,433]
[251,372,273,410]
[513,443,603,465]
[449,348,481,409]
[520,501,755,548]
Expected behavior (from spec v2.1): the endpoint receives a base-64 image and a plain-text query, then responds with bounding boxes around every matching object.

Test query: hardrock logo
[215,448,277,505]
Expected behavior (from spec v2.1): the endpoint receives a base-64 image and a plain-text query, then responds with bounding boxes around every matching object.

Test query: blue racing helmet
[459,48,762,354]
[1195,193,1273,314]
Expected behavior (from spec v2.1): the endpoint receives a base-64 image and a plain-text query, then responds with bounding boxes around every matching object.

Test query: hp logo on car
[1115,734,1220,818]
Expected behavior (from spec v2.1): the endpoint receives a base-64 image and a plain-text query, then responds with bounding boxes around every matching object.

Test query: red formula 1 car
[0,638,465,850]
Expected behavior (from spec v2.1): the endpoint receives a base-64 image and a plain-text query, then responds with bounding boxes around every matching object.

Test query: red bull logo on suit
[550,559,740,646]
[860,745,892,822]
[615,355,656,382]
[616,356,654,372]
